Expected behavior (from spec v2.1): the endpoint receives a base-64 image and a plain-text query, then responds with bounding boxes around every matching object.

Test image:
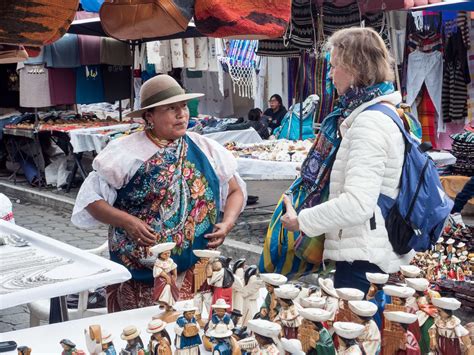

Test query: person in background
[280,27,412,295]
[451,176,474,214]
[264,94,287,133]
[248,108,270,139]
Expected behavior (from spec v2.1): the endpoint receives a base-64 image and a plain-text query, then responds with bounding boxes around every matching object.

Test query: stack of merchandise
[411,218,473,310]
[225,139,313,162]
[450,131,474,176]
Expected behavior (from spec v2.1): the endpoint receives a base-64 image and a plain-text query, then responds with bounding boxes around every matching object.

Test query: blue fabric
[44,34,80,68]
[212,340,232,355]
[369,290,392,330]
[273,103,315,141]
[75,65,104,104]
[334,261,384,296]
[80,0,104,12]
[211,313,231,325]
[365,104,453,253]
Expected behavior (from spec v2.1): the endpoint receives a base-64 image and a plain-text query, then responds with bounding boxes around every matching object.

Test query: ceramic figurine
[174,302,202,354]
[146,319,172,355]
[383,285,418,345]
[273,284,302,339]
[60,339,85,355]
[400,265,422,279]
[333,322,365,355]
[446,239,456,261]
[241,266,263,325]
[152,242,178,313]
[85,325,103,355]
[120,326,145,355]
[335,288,365,323]
[348,300,381,355]
[193,249,221,322]
[236,337,259,355]
[17,347,32,355]
[203,298,235,351]
[208,255,235,310]
[366,273,391,330]
[429,297,473,355]
[247,319,283,354]
[281,338,305,355]
[405,278,437,354]
[383,311,421,355]
[318,278,340,323]
[455,242,466,257]
[258,273,287,321]
[299,295,327,309]
[208,323,242,355]
[101,330,117,355]
[298,308,336,355]
[232,259,246,316]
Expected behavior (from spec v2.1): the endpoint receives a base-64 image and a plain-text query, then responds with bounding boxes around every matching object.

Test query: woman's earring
[145,120,154,130]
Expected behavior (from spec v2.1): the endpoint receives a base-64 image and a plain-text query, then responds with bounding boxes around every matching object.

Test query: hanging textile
[218,40,258,98]
[468,18,474,121]
[417,85,437,148]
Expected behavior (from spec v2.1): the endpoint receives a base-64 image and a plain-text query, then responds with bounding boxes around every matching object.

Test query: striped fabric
[468,19,474,122]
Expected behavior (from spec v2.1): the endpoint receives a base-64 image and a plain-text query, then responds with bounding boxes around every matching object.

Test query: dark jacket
[264,106,287,132]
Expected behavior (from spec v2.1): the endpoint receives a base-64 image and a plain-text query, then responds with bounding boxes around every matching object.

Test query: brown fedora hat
[127,74,204,118]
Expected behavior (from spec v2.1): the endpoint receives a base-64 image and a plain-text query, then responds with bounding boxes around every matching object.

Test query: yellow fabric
[440,175,474,206]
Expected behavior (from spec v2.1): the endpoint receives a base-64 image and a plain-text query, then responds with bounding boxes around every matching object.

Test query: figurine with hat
[333,322,365,354]
[207,255,235,314]
[383,311,421,354]
[84,325,103,355]
[208,323,242,355]
[348,300,381,355]
[146,319,172,355]
[152,242,179,314]
[335,288,365,323]
[405,278,437,354]
[365,273,391,330]
[203,299,234,351]
[258,273,288,321]
[232,258,246,316]
[429,297,473,354]
[281,338,305,355]
[318,278,340,323]
[101,329,116,355]
[192,249,220,323]
[174,302,202,354]
[120,326,145,355]
[298,308,336,355]
[273,284,303,339]
[241,265,263,325]
[60,339,85,355]
[247,319,283,354]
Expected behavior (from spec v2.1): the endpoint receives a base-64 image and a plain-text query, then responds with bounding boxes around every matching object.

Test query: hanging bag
[100,0,194,41]
[194,0,291,39]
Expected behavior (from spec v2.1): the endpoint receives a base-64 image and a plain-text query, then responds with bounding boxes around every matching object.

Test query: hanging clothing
[406,50,443,130]
[19,65,52,108]
[75,65,104,104]
[44,34,81,68]
[417,86,437,148]
[48,68,76,105]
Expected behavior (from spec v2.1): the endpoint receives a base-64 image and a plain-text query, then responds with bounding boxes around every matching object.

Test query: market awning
[410,0,474,11]
[68,17,204,41]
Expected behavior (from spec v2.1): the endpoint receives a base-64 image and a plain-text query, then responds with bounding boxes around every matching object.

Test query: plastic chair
[27,241,109,327]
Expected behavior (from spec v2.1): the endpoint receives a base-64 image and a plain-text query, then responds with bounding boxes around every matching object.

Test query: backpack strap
[363,103,410,231]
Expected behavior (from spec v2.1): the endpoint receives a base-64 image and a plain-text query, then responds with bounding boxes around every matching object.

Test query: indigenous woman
[72,75,246,311]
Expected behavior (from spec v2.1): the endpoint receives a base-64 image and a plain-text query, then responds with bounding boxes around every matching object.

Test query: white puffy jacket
[298,92,415,273]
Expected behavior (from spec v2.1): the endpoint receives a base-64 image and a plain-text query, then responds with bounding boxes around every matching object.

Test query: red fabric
[210,287,233,316]
[437,336,462,355]
[417,86,437,149]
[396,331,421,355]
[153,275,180,305]
[283,327,298,340]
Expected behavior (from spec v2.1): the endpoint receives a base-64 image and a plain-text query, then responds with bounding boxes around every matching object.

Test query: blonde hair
[327,27,395,87]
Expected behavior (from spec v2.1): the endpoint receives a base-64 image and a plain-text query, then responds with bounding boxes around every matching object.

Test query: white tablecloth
[237,158,300,180]
[204,128,263,145]
[68,124,140,154]
[0,290,267,354]
[0,220,131,309]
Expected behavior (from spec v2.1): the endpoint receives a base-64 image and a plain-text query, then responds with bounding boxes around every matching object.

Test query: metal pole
[119,99,122,122]
[130,42,136,110]
[298,50,304,141]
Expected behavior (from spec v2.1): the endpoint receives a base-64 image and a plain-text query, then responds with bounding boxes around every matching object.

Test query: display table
[237,157,300,180]
[204,128,263,145]
[0,220,131,310]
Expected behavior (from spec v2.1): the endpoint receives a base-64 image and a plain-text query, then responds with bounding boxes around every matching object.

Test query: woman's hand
[280,195,300,232]
[205,221,234,248]
[121,214,156,246]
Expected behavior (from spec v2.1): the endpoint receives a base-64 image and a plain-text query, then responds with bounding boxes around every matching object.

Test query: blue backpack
[365,104,453,255]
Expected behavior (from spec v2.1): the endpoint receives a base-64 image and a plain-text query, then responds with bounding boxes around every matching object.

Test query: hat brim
[126,93,205,118]
[121,330,141,340]
[147,326,166,334]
